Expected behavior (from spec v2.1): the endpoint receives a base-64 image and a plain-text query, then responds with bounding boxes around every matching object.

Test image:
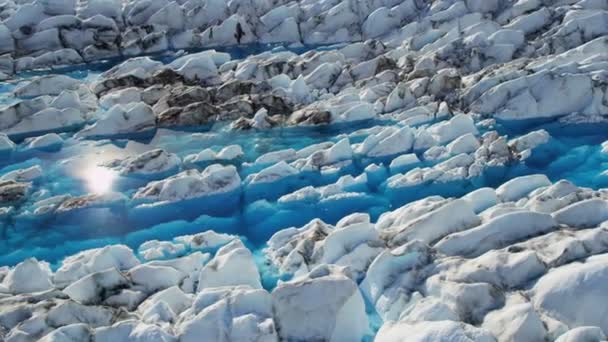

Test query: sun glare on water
[84,166,117,194]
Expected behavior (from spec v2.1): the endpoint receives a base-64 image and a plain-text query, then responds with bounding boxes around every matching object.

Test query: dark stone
[150,68,185,85]
[214,80,270,102]
[288,109,331,126]
[167,86,211,107]
[156,102,220,127]
[0,181,29,205]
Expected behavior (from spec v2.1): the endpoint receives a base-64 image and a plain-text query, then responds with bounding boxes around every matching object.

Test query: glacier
[1,0,608,341]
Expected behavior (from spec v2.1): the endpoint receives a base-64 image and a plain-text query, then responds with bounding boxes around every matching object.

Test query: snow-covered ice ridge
[1,0,608,340]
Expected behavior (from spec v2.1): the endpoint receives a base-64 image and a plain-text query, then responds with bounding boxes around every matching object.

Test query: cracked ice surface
[2,0,608,341]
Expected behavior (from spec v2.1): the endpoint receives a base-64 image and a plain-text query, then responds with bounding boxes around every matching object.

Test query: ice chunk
[54,245,139,288]
[2,258,53,294]
[552,199,608,228]
[496,174,551,202]
[377,320,495,342]
[272,266,369,342]
[63,268,130,305]
[134,165,240,203]
[533,254,608,332]
[436,211,557,257]
[197,240,262,290]
[78,103,155,138]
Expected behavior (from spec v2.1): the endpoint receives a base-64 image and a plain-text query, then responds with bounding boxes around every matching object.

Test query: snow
[138,286,192,317]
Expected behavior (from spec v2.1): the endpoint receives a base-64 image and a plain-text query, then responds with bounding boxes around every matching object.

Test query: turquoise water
[1,106,606,267]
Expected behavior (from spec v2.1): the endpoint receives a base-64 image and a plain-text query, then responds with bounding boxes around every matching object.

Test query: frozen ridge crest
[1,0,608,340]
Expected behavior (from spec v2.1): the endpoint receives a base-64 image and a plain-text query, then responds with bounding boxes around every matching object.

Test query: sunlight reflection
[84,166,117,194]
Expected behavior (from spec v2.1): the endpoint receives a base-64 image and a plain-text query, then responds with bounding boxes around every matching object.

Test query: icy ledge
[2,176,608,341]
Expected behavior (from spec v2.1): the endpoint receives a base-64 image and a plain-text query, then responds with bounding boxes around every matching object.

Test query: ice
[39,323,91,342]
[360,240,433,321]
[482,299,547,342]
[133,164,241,203]
[99,88,142,109]
[436,211,557,257]
[174,231,237,251]
[0,0,608,340]
[105,149,180,178]
[378,198,481,246]
[552,199,608,228]
[138,286,192,317]
[0,134,16,153]
[377,320,495,342]
[496,174,552,202]
[532,253,608,332]
[26,133,63,151]
[357,126,415,158]
[266,214,383,278]
[63,268,129,305]
[555,326,607,342]
[1,165,43,182]
[177,286,275,342]
[129,264,184,293]
[53,245,139,288]
[197,240,262,290]
[13,76,80,98]
[78,103,155,138]
[2,258,53,294]
[47,301,113,328]
[272,266,369,341]
[462,188,498,213]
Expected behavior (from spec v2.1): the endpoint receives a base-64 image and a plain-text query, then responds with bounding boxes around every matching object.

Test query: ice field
[1,0,608,341]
